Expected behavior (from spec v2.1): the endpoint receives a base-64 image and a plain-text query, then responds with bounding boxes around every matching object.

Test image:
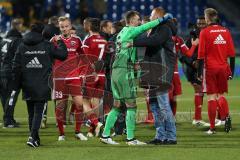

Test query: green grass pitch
[0,79,239,160]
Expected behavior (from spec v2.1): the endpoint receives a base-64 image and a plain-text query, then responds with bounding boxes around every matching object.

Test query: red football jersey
[198,24,235,69]
[82,34,107,60]
[82,34,108,74]
[51,35,83,78]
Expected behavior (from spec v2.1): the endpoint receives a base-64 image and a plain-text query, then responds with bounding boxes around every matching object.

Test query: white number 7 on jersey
[98,44,105,60]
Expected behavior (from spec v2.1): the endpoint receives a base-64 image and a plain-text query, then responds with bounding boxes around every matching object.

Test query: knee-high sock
[55,104,65,135]
[88,113,99,127]
[146,97,153,121]
[218,96,229,120]
[126,108,136,140]
[70,104,76,114]
[102,108,120,137]
[75,107,83,133]
[208,100,218,129]
[194,93,203,120]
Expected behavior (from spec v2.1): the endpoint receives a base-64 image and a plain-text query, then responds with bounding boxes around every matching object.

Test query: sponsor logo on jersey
[26,57,43,68]
[214,34,226,44]
[25,51,46,55]
[67,48,77,52]
[210,29,226,33]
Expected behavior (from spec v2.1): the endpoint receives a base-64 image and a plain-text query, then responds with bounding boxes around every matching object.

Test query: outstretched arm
[129,13,173,39]
[133,25,170,47]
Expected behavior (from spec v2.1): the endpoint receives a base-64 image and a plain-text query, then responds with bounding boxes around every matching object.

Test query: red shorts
[204,66,229,94]
[83,74,105,99]
[52,79,69,100]
[65,77,83,97]
[52,77,83,100]
[169,73,182,99]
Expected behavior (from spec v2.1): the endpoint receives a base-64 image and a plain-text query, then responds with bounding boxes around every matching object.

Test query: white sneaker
[95,122,103,137]
[205,129,216,135]
[203,122,210,127]
[100,137,119,145]
[126,139,146,146]
[58,135,65,141]
[87,132,94,138]
[111,132,116,137]
[215,119,221,126]
[215,119,225,126]
[192,120,208,126]
[75,133,88,141]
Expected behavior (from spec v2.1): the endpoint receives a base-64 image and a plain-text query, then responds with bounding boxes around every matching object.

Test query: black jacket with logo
[12,31,67,101]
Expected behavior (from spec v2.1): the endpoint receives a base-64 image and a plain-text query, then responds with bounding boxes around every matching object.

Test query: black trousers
[0,79,20,124]
[26,100,47,140]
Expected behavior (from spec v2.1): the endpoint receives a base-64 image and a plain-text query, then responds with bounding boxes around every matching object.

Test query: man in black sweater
[12,22,67,148]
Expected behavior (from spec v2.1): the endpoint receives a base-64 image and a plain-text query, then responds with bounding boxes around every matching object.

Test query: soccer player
[51,16,87,141]
[180,16,208,126]
[81,18,107,137]
[100,10,172,145]
[171,18,200,116]
[198,8,235,134]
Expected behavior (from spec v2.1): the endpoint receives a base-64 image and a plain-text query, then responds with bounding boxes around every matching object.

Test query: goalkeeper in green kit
[100,10,173,145]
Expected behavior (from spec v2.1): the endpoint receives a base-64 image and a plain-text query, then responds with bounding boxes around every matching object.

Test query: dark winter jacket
[133,20,177,95]
[0,29,22,79]
[12,31,67,101]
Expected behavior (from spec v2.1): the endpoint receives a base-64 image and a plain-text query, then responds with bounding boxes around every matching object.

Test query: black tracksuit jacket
[12,31,67,101]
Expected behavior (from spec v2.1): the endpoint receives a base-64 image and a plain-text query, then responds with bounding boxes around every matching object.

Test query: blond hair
[58,16,71,23]
[204,8,219,23]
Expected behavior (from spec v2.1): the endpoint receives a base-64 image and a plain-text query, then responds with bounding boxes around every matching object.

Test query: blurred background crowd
[0,0,239,52]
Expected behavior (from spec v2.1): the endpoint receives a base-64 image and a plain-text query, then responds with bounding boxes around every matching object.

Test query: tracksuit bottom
[26,100,47,140]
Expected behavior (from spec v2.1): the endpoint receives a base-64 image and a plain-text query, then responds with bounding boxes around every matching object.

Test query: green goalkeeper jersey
[112,19,160,69]
[110,19,160,101]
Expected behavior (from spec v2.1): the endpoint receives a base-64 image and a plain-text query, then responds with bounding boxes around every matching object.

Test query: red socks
[217,96,229,120]
[75,107,83,133]
[70,104,76,114]
[55,105,65,135]
[88,113,99,126]
[208,100,218,129]
[194,93,203,120]
[145,97,154,122]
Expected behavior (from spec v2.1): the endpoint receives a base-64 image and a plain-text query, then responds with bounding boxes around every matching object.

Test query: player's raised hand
[53,35,61,41]
[191,38,199,46]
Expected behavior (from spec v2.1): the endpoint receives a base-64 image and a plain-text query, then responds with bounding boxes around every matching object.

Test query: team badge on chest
[71,41,76,46]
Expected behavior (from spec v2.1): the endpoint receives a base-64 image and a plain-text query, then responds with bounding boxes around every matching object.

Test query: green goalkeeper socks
[102,108,120,137]
[126,108,136,140]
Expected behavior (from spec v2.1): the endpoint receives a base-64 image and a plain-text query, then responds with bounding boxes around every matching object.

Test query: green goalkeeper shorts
[111,68,137,102]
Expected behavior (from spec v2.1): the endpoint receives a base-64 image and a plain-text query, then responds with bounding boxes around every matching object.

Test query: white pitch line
[9,111,240,121]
